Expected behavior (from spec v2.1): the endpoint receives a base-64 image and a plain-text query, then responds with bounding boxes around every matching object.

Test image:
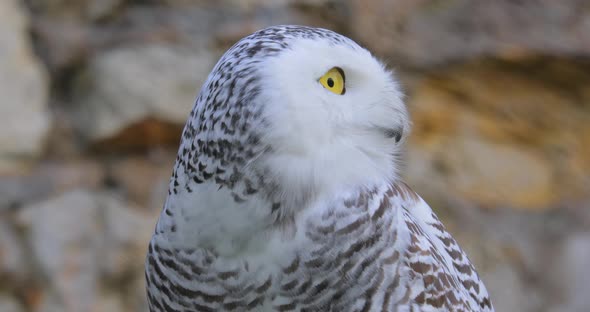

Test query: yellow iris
[318,67,345,95]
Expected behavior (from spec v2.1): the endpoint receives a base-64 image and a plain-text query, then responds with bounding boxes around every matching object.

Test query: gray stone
[35,292,65,312]
[0,160,104,211]
[0,0,50,174]
[18,190,101,312]
[0,176,53,210]
[0,219,26,277]
[0,295,24,312]
[17,189,156,312]
[100,192,155,278]
[548,232,590,312]
[73,44,216,142]
[93,292,125,312]
[351,0,590,67]
[482,261,542,312]
[27,0,124,21]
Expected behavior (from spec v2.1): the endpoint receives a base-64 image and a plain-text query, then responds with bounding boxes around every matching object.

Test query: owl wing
[389,183,494,311]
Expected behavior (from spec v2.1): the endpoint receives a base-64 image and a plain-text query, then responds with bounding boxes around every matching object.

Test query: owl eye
[318,67,346,95]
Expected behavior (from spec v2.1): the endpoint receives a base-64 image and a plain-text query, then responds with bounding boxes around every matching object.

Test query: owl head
[175,25,409,211]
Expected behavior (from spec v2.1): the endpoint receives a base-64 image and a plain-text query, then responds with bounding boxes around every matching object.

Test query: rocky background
[0,0,589,311]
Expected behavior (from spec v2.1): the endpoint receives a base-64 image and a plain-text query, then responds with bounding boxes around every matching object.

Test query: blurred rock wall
[0,0,589,311]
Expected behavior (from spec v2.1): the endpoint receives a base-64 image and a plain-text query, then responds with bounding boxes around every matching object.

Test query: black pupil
[327,78,335,88]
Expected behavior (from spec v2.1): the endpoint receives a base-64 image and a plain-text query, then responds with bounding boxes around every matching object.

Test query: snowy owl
[145,25,494,311]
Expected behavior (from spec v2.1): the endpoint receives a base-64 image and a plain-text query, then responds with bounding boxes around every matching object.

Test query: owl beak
[382,127,403,143]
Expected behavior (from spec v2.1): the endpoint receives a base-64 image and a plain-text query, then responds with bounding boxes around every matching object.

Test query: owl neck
[153,179,278,255]
[152,135,400,256]
[151,178,406,282]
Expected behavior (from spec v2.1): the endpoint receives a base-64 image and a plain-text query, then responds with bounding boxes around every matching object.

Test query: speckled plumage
[145,25,494,311]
